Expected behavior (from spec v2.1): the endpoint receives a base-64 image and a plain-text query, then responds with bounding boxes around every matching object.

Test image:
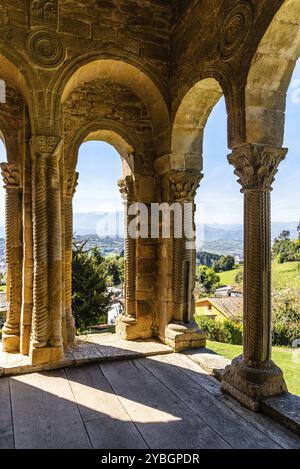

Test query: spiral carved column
[0,163,23,352]
[222,144,288,409]
[164,171,206,352]
[64,170,78,344]
[30,136,63,365]
[115,176,138,340]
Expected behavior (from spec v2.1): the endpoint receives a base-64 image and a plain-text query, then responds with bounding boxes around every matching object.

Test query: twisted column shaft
[64,170,78,343]
[0,163,23,352]
[118,176,136,318]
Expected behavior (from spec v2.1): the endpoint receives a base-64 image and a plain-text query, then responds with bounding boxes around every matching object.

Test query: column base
[115,314,153,341]
[29,344,64,365]
[221,354,287,411]
[163,322,206,352]
[1,331,20,353]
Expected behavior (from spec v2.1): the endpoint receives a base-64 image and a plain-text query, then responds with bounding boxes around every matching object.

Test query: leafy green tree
[212,255,235,273]
[196,265,220,295]
[235,270,243,285]
[0,272,5,287]
[104,255,124,286]
[272,230,300,263]
[272,290,300,346]
[297,222,300,240]
[72,241,112,331]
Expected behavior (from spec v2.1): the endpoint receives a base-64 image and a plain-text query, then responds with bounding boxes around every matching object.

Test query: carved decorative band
[228,144,287,192]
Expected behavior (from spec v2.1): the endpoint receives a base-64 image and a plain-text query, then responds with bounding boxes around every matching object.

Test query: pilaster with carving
[30,135,64,364]
[0,163,23,352]
[222,144,288,408]
[64,169,78,344]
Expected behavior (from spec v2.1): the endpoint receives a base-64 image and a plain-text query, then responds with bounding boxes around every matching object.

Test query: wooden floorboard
[0,377,14,448]
[66,364,147,449]
[10,369,91,449]
[138,355,281,449]
[100,359,230,449]
[0,353,298,449]
[163,353,300,449]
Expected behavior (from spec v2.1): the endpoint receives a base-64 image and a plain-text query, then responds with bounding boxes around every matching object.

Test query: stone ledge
[261,393,300,436]
[0,334,173,377]
[183,347,231,379]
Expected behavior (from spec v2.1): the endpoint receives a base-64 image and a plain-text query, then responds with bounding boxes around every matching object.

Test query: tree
[275,230,290,242]
[72,241,112,331]
[196,265,220,295]
[0,272,5,287]
[104,255,124,286]
[297,222,300,240]
[212,255,235,273]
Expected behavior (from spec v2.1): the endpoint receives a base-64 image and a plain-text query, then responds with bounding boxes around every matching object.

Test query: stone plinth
[164,322,206,352]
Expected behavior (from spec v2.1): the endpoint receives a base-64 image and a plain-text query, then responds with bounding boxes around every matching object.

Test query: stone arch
[246,0,300,146]
[66,120,140,176]
[54,55,171,156]
[171,78,224,171]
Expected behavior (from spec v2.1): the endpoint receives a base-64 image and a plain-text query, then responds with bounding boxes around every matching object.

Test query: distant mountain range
[0,214,298,256]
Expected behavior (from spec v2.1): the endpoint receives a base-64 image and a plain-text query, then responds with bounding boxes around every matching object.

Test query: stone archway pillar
[30,136,64,365]
[163,170,206,351]
[222,144,288,410]
[0,163,23,352]
[64,169,79,344]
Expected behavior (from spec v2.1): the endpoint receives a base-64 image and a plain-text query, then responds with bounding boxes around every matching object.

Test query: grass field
[0,285,6,292]
[207,340,300,397]
[218,261,300,290]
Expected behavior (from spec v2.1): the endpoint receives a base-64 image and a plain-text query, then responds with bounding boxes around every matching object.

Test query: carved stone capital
[0,162,22,190]
[31,135,62,156]
[65,170,79,197]
[169,171,202,202]
[228,144,287,192]
[118,176,134,200]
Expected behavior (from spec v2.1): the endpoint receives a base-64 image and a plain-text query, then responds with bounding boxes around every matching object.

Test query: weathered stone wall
[171,0,285,146]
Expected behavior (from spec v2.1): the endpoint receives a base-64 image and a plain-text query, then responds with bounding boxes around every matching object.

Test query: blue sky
[0,61,299,226]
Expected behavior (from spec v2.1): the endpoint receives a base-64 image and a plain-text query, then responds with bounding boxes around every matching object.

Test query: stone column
[0,163,23,352]
[64,169,78,344]
[30,136,64,365]
[222,144,288,410]
[164,171,206,351]
[116,176,138,339]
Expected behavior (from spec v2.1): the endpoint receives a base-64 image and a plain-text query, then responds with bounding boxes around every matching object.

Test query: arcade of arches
[0,0,299,410]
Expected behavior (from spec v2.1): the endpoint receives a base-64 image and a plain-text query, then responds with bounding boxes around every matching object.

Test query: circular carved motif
[219,1,254,61]
[26,29,65,68]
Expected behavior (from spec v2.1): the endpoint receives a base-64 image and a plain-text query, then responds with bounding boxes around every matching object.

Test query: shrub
[195,315,243,345]
[272,290,300,346]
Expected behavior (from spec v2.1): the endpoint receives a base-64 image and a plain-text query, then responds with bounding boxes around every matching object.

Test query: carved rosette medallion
[219,1,254,61]
[228,145,287,192]
[169,172,202,202]
[26,29,65,68]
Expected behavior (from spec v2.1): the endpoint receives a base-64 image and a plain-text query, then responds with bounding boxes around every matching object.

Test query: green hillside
[218,261,300,290]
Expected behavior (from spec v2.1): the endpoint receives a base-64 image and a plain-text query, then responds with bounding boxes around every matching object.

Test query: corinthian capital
[169,171,202,201]
[118,176,134,200]
[65,170,79,197]
[0,162,22,190]
[228,144,287,192]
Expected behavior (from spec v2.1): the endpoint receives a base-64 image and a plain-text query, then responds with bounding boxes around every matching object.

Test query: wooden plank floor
[0,353,299,449]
